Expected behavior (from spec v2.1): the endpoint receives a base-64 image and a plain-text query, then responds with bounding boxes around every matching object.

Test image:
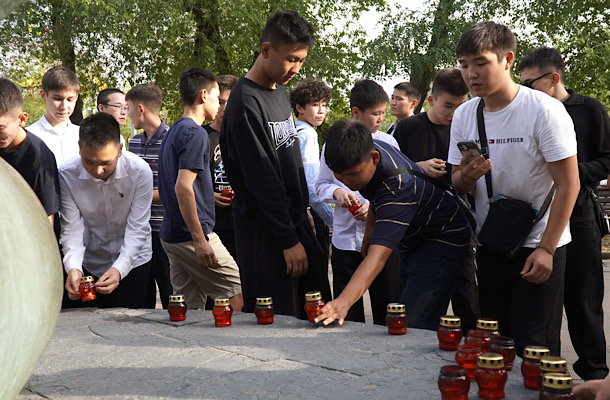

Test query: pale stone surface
[18,308,541,399]
[0,158,63,400]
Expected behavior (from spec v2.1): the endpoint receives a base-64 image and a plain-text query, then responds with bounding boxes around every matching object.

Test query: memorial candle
[437,315,462,351]
[255,297,274,325]
[304,291,324,323]
[386,303,407,335]
[438,365,470,400]
[475,353,507,400]
[212,297,233,327]
[167,294,187,321]
[521,345,550,390]
[79,276,96,301]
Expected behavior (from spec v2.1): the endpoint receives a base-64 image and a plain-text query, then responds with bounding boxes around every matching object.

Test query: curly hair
[289,77,332,116]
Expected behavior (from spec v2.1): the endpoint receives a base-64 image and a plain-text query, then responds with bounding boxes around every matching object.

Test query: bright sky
[357,0,428,94]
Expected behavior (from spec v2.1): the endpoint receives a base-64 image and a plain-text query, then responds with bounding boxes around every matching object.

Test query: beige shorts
[161,232,242,309]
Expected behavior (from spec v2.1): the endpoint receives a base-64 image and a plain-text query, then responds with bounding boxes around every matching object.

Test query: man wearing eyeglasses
[520,47,610,381]
[97,88,128,127]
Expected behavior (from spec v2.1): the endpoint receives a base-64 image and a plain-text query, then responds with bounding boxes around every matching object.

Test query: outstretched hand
[314,297,351,326]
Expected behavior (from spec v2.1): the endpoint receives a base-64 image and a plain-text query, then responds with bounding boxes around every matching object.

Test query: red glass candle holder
[438,365,470,400]
[488,336,516,371]
[168,294,187,321]
[521,345,550,390]
[455,343,482,381]
[79,276,97,301]
[304,291,324,323]
[212,297,233,327]
[465,329,492,353]
[438,315,462,351]
[255,297,274,325]
[476,318,500,337]
[220,186,234,200]
[348,203,361,216]
[475,353,507,400]
[386,303,407,335]
[537,356,568,391]
[540,373,575,400]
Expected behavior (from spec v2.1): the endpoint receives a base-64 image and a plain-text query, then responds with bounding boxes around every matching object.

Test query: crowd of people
[2,9,610,396]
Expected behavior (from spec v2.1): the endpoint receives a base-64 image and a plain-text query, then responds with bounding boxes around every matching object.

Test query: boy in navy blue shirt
[315,119,471,329]
[158,67,242,311]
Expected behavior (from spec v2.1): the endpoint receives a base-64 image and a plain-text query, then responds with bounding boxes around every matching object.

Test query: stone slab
[17,308,542,399]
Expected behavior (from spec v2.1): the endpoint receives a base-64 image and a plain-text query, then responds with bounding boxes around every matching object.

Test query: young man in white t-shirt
[447,21,579,356]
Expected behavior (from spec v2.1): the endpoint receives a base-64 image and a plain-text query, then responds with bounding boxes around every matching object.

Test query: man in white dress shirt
[27,66,80,167]
[60,112,155,308]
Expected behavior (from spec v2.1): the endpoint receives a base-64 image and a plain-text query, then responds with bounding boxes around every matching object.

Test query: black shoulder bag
[475,98,555,257]
[381,167,477,232]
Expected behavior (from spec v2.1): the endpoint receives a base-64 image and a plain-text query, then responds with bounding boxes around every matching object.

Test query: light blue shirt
[296,120,334,226]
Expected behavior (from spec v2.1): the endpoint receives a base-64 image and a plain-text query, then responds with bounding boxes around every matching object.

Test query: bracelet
[536,244,555,257]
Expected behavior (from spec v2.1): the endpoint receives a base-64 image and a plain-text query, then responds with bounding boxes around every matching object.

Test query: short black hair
[261,10,315,50]
[0,77,23,117]
[289,77,332,116]
[41,66,80,94]
[218,75,238,93]
[97,88,124,107]
[456,21,516,61]
[324,119,374,174]
[125,83,163,114]
[518,47,565,82]
[179,67,219,107]
[393,82,420,101]
[350,79,389,111]
[431,68,469,97]
[79,112,120,148]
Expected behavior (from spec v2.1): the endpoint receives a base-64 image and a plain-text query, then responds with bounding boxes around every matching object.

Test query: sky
[357,0,428,94]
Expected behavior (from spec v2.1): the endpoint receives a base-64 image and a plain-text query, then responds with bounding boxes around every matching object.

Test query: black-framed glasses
[103,103,129,112]
[522,72,553,89]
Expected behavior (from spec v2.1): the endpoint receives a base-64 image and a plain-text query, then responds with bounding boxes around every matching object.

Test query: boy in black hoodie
[220,10,331,318]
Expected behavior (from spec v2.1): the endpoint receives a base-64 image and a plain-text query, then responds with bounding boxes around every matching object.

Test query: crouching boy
[315,119,471,330]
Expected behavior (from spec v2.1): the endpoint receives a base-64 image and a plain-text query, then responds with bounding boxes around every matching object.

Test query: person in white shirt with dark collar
[60,112,155,309]
[27,66,81,167]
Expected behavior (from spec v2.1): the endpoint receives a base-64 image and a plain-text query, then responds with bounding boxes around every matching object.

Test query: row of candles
[436,315,574,399]
[80,280,575,399]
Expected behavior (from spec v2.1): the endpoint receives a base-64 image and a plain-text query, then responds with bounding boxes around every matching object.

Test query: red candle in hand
[168,294,187,321]
[255,297,274,325]
[220,185,234,200]
[212,297,233,327]
[348,202,361,216]
[304,291,324,323]
[79,276,96,301]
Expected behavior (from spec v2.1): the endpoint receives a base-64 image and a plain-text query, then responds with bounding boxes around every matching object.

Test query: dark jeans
[331,246,401,325]
[150,231,173,309]
[477,245,566,357]
[234,220,331,320]
[311,209,330,265]
[63,261,156,309]
[400,245,468,331]
[450,236,480,334]
[565,219,608,380]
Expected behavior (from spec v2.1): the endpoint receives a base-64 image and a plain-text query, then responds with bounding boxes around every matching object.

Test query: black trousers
[310,209,330,264]
[63,261,156,309]
[331,246,402,325]
[476,245,566,357]
[150,231,173,309]
[235,220,332,320]
[565,220,608,380]
[450,237,480,334]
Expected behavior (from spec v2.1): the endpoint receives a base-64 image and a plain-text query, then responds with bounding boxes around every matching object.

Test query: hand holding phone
[457,141,482,157]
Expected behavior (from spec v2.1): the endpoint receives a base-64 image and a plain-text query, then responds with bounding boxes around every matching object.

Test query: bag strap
[476,98,554,221]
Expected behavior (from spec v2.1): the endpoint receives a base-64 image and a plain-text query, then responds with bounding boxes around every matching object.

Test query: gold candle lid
[476,318,499,331]
[539,356,567,372]
[440,315,461,327]
[305,291,322,301]
[214,297,230,306]
[542,373,573,389]
[169,294,185,302]
[477,353,505,369]
[524,345,550,359]
[80,276,94,283]
[256,297,273,306]
[387,303,405,313]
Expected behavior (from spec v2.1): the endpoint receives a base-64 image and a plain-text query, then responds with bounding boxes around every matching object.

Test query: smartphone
[457,141,482,157]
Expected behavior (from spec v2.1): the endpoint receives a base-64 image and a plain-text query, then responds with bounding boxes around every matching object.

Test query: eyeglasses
[522,72,553,89]
[103,103,129,113]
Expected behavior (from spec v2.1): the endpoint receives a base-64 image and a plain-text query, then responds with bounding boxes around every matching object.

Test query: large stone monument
[0,158,63,399]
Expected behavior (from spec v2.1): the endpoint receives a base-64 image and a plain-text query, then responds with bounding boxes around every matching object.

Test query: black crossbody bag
[475,98,555,257]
